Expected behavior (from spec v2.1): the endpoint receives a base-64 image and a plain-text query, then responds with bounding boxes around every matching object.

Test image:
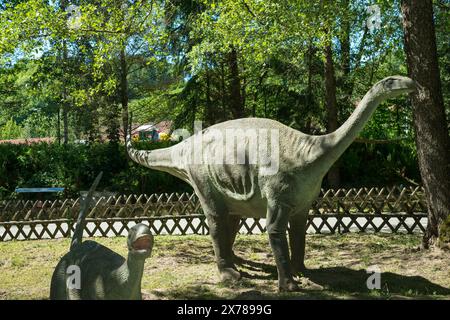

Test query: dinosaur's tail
[126,130,179,171]
[70,172,103,251]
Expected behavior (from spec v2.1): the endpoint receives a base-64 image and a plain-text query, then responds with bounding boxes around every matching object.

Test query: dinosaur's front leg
[267,204,299,292]
[288,212,308,275]
[206,213,241,282]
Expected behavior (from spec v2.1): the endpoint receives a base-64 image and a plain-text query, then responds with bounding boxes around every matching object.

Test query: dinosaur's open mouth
[132,235,152,251]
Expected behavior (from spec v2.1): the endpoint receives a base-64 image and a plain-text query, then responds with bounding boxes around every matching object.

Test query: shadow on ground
[305,266,450,298]
[235,255,277,280]
[149,257,450,300]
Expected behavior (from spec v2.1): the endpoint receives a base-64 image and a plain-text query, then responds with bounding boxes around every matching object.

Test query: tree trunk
[119,47,129,142]
[204,68,215,126]
[88,98,100,142]
[61,0,69,144]
[57,106,61,145]
[401,0,450,248]
[227,47,244,119]
[324,43,341,188]
[305,43,315,134]
[339,0,352,102]
[105,103,120,143]
[220,60,227,121]
[340,33,351,79]
[241,62,246,111]
[62,88,69,144]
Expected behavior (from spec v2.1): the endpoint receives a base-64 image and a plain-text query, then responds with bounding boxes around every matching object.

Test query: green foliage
[0,118,25,139]
[340,142,420,188]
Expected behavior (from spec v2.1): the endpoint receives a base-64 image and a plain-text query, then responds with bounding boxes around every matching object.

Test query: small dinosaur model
[50,173,153,300]
[126,76,416,291]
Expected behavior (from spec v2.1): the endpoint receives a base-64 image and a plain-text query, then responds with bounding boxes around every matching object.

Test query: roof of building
[128,120,173,136]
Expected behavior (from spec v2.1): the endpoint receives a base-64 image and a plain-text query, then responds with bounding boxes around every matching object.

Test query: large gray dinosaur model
[50,173,153,299]
[126,76,416,291]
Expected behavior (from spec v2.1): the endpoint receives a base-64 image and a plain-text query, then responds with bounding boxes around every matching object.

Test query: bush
[339,141,420,188]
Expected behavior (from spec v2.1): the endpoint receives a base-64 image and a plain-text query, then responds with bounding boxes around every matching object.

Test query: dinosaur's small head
[127,223,153,259]
[373,76,417,100]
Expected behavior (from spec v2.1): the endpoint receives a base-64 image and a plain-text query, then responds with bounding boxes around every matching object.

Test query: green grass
[0,233,449,300]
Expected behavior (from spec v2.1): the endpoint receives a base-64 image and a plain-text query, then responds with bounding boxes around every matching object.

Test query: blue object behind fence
[15,188,65,193]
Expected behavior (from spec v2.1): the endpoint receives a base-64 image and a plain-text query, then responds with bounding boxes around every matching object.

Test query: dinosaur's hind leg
[288,212,308,275]
[267,203,299,292]
[205,212,241,282]
[193,179,241,282]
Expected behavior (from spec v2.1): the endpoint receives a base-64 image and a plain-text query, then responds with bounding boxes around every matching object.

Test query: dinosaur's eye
[384,78,395,88]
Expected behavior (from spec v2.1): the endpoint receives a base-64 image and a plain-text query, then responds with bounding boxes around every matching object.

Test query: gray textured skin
[127,76,416,291]
[50,173,153,299]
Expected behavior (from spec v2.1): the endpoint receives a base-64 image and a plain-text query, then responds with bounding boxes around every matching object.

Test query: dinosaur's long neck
[316,90,382,172]
[118,254,146,299]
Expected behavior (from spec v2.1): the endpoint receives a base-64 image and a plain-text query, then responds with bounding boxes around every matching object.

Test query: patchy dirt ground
[0,233,449,300]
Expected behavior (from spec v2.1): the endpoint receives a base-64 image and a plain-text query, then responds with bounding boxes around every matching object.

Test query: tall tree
[324,42,341,187]
[401,0,450,248]
[60,0,69,144]
[227,46,244,118]
[119,46,129,139]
